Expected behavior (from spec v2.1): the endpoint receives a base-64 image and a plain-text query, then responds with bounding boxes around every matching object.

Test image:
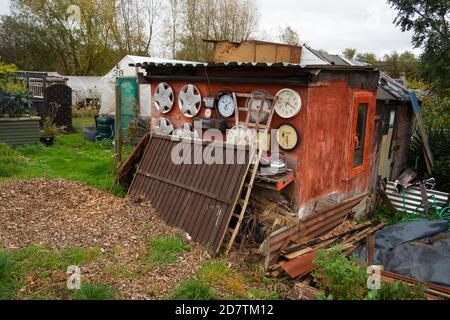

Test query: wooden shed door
[377,110,396,179]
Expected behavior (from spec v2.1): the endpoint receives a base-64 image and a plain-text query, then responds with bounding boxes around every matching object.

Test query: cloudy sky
[0,0,419,57]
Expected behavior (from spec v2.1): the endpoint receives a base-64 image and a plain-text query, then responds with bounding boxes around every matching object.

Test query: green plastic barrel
[96,115,114,140]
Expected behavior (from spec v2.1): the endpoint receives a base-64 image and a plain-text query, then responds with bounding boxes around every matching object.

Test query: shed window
[353,103,368,167]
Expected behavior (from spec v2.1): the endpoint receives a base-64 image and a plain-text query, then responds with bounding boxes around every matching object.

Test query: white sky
[0,0,420,57]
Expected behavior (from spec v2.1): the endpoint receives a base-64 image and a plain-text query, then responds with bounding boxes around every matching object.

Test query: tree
[278,26,300,46]
[175,0,259,61]
[355,52,379,66]
[342,48,357,60]
[387,0,450,93]
[0,0,163,75]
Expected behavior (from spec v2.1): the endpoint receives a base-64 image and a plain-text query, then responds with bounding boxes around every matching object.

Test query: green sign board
[117,77,138,133]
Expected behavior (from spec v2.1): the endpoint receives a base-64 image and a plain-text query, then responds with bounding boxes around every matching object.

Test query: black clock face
[276,124,299,151]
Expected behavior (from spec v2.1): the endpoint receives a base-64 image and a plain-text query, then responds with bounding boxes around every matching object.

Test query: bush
[73,283,117,300]
[0,92,32,117]
[0,143,22,177]
[312,245,367,300]
[170,278,216,300]
[312,246,427,300]
[370,281,426,300]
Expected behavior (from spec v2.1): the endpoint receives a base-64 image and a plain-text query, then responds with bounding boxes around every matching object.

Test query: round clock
[247,89,272,123]
[274,88,302,119]
[216,92,235,118]
[153,82,174,113]
[276,123,299,151]
[178,84,202,118]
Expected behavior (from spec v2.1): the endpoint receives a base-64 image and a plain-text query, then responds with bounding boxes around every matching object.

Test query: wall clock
[178,84,202,118]
[215,92,235,118]
[276,123,299,151]
[153,82,174,113]
[154,118,174,136]
[247,89,272,123]
[274,88,302,119]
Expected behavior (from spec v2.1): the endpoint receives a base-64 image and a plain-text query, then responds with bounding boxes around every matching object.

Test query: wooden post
[114,83,122,166]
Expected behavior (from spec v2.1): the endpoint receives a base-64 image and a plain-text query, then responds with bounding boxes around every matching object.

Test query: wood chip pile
[0,179,209,299]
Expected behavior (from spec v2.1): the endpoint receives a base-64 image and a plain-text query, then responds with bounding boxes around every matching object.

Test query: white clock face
[274,89,302,119]
[217,94,235,118]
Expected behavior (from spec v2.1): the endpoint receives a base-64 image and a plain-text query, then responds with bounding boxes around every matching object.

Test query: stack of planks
[267,220,386,278]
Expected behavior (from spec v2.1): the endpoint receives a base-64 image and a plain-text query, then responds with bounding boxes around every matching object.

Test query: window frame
[347,92,374,177]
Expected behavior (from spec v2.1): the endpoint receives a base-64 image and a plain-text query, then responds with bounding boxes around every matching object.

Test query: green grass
[11,245,102,274]
[170,278,216,300]
[0,143,21,177]
[0,251,22,300]
[0,117,132,195]
[146,235,189,266]
[198,260,229,283]
[73,283,117,300]
[246,288,281,300]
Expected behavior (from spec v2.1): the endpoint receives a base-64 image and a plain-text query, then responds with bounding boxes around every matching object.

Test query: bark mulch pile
[0,179,209,299]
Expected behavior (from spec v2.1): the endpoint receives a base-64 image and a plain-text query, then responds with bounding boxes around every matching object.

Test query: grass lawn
[0,117,131,195]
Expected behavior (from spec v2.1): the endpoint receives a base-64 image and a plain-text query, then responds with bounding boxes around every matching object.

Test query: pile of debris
[250,193,450,300]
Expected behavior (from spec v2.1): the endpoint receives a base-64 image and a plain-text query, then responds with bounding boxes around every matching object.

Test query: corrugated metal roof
[127,134,252,253]
[385,181,449,215]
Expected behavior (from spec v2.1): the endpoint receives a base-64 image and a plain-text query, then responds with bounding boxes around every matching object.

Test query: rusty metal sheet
[281,251,317,279]
[128,134,251,253]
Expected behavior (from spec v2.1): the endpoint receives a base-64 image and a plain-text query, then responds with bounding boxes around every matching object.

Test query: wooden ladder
[221,92,277,255]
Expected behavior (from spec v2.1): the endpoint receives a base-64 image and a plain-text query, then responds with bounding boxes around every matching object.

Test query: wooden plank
[378,190,397,214]
[366,234,375,265]
[281,252,317,278]
[287,282,321,300]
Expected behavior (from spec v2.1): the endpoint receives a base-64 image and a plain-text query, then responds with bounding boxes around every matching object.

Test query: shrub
[170,278,216,300]
[371,280,426,300]
[0,143,22,177]
[73,283,117,300]
[312,245,367,300]
[0,92,32,117]
[312,246,427,300]
[147,235,188,265]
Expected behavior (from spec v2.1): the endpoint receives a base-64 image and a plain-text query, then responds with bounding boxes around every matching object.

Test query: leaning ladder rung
[247,123,267,129]
[232,213,241,219]
[238,107,272,114]
[227,227,235,234]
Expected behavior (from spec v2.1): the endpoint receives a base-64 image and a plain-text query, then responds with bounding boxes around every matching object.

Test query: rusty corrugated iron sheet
[128,134,251,253]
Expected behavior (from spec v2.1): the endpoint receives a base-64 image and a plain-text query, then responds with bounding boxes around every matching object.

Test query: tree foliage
[388,0,450,93]
[173,0,259,61]
[342,48,357,60]
[278,26,300,46]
